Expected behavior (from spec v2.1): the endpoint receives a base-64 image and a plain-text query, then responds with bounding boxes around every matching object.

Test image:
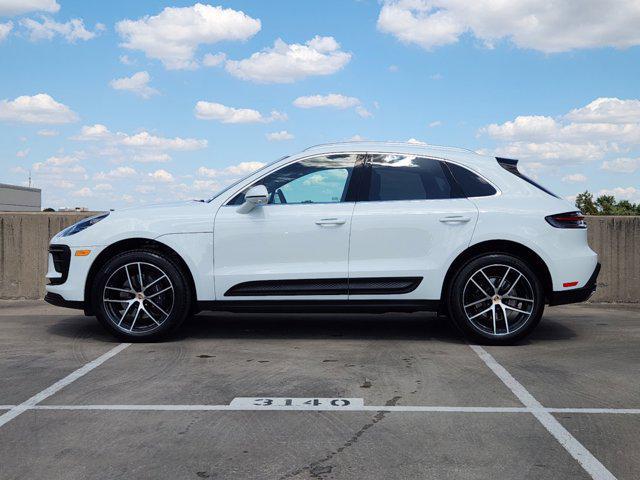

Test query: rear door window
[361,154,453,201]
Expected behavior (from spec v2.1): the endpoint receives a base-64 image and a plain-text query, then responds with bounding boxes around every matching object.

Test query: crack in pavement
[277,396,402,480]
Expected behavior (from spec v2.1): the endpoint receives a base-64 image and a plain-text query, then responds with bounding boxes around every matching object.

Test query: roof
[0,183,41,193]
[298,141,495,166]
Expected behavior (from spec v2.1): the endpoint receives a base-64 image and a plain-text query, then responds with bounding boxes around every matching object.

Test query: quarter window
[229,154,357,205]
[446,162,497,197]
[363,155,453,201]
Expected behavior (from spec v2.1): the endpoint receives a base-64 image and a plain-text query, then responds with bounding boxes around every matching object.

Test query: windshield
[206,156,289,202]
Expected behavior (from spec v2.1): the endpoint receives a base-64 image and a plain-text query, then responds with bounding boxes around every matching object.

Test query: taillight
[545,211,586,229]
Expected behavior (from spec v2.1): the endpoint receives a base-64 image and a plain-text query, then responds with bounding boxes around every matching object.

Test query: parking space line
[0,405,637,414]
[470,345,616,480]
[0,343,130,429]
[30,405,532,412]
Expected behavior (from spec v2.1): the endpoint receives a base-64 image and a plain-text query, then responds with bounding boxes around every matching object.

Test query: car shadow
[46,310,577,345]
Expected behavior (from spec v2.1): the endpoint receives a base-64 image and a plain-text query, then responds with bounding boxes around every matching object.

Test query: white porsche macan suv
[45,142,600,344]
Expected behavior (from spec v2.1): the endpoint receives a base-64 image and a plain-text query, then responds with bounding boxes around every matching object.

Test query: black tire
[447,253,544,345]
[92,249,192,341]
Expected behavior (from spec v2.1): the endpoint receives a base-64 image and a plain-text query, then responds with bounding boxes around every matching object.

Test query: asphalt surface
[0,301,638,480]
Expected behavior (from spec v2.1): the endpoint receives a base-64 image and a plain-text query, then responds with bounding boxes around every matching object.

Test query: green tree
[595,195,616,215]
[575,191,597,215]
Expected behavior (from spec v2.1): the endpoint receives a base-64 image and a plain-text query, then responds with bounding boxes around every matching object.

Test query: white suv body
[45,142,599,344]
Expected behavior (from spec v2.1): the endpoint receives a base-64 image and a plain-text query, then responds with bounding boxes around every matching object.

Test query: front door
[214,154,361,300]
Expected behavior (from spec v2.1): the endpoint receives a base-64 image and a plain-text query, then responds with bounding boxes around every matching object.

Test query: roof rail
[302,140,478,155]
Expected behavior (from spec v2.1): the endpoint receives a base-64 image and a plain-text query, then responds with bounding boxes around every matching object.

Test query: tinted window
[446,162,497,197]
[364,155,453,201]
[229,154,357,205]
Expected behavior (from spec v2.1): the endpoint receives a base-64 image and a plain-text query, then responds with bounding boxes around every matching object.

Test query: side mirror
[237,185,269,214]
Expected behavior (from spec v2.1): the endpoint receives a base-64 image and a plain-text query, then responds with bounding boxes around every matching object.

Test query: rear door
[348,154,479,300]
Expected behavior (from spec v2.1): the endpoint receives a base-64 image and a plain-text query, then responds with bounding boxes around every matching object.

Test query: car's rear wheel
[92,249,192,341]
[447,253,544,344]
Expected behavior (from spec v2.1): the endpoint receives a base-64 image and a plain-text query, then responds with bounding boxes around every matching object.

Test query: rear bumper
[549,263,601,306]
[44,292,85,311]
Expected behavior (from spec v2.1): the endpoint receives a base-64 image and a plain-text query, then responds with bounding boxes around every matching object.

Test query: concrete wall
[0,212,95,299]
[0,184,41,212]
[586,216,640,303]
[0,212,638,302]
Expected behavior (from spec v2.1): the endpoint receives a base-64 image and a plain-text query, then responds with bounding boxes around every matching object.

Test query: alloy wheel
[462,264,535,337]
[102,262,174,334]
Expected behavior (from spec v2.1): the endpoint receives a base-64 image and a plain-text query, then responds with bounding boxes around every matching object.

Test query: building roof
[0,183,41,193]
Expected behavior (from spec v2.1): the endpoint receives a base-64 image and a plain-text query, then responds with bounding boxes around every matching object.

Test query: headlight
[58,213,110,238]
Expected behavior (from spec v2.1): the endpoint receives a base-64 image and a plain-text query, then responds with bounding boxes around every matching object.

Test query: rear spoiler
[495,157,559,198]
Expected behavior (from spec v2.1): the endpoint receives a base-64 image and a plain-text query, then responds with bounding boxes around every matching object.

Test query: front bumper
[549,262,601,306]
[44,292,85,310]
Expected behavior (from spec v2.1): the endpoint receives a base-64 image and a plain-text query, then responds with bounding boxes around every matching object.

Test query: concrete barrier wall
[0,212,638,302]
[586,216,640,303]
[0,212,95,299]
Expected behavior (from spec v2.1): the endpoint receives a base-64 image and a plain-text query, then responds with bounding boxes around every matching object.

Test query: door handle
[439,215,471,223]
[315,218,347,226]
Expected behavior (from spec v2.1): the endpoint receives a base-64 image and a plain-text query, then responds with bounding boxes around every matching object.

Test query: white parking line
[470,345,616,480]
[0,343,130,428]
[0,404,636,413]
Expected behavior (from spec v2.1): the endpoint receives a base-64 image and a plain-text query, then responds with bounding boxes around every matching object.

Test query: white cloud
[0,93,77,124]
[116,4,261,70]
[119,54,135,65]
[16,148,29,158]
[565,98,640,124]
[0,0,59,16]
[428,120,442,127]
[388,65,399,72]
[72,187,93,197]
[480,97,640,164]
[197,161,265,179]
[293,94,360,109]
[266,130,294,141]
[37,128,58,136]
[377,0,640,53]
[225,36,351,83]
[32,155,86,178]
[94,183,113,191]
[0,21,12,41]
[293,93,371,118]
[407,138,427,145]
[562,173,587,183]
[597,186,640,202]
[148,169,174,183]
[356,106,372,118]
[194,101,286,123]
[73,124,111,140]
[74,124,207,151]
[21,16,103,42]
[110,71,159,99]
[132,152,171,163]
[202,52,226,67]
[121,131,207,150]
[601,157,640,173]
[94,166,136,180]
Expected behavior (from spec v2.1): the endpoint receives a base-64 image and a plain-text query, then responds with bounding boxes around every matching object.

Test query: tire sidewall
[92,249,191,341]
[447,253,544,345]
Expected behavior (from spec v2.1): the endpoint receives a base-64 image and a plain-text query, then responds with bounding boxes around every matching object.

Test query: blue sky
[1,0,639,209]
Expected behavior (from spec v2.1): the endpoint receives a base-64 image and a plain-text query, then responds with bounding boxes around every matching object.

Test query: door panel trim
[224,277,423,297]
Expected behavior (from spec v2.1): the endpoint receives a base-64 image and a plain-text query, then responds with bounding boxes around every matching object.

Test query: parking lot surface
[0,301,638,480]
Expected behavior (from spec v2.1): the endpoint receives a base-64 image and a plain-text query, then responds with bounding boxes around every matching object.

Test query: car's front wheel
[447,253,545,345]
[92,249,192,341]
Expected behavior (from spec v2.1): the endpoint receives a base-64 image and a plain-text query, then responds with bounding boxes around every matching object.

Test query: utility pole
[28,169,32,188]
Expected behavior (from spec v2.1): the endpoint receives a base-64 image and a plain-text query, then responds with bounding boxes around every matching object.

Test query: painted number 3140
[254,398,352,407]
[229,397,364,408]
